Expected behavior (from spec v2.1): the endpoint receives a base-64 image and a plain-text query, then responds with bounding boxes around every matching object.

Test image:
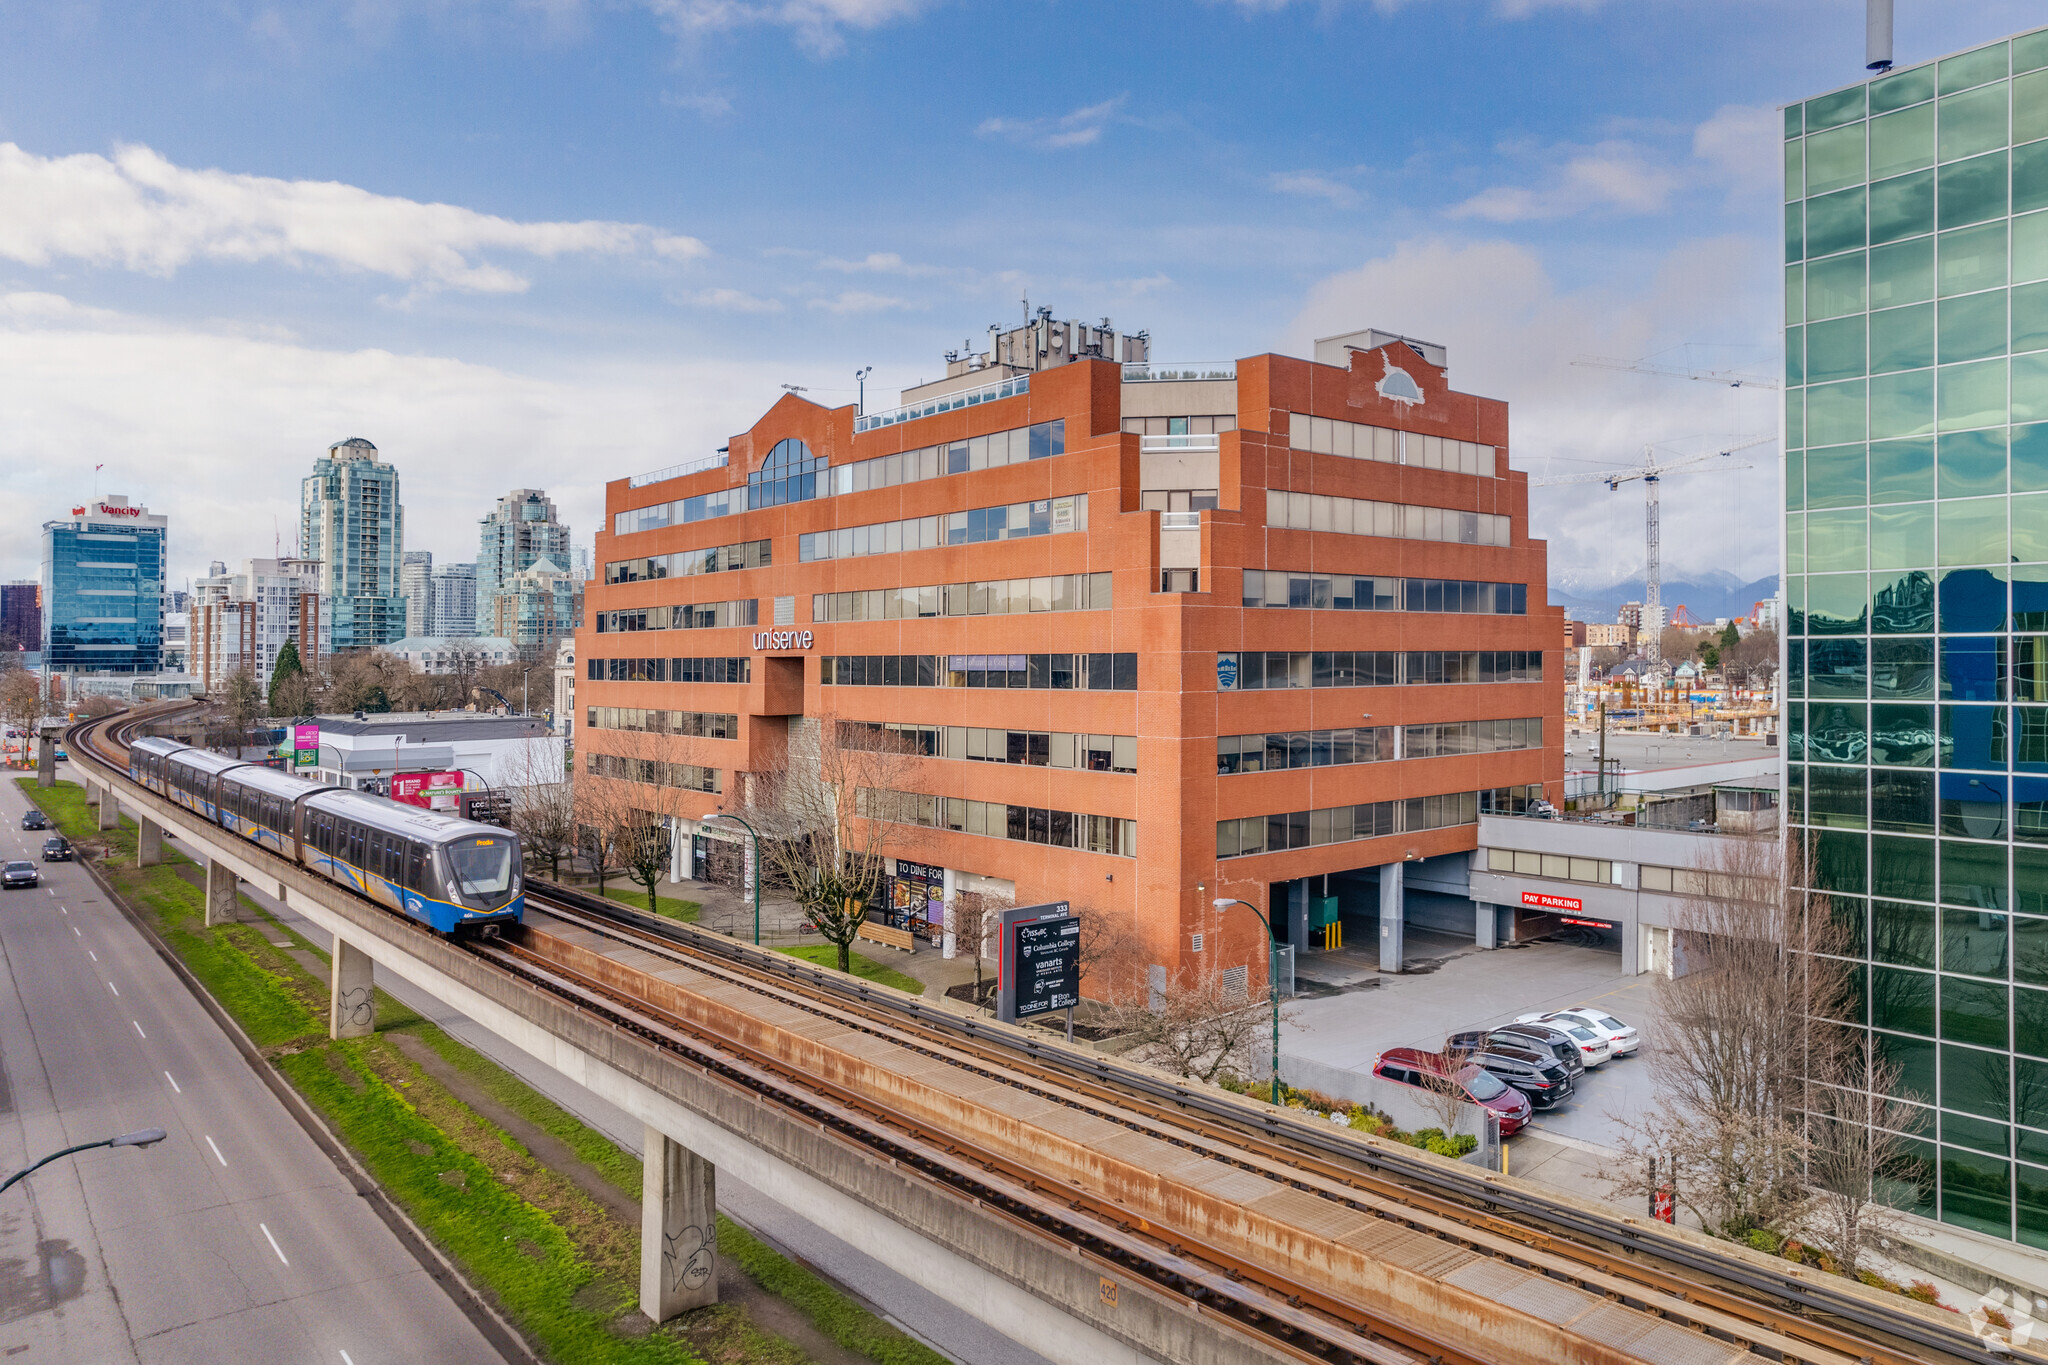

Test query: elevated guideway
[66,707,2016,1365]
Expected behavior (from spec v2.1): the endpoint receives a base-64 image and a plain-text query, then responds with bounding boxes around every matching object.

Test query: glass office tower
[1786,27,2048,1245]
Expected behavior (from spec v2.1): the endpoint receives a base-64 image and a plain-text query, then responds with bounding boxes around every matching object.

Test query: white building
[191,557,328,694]
[299,711,561,793]
[401,550,434,638]
[429,562,477,638]
[377,635,515,675]
[551,635,574,738]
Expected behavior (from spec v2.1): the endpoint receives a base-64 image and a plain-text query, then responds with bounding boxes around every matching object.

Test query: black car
[2,861,37,889]
[19,810,48,831]
[1455,1043,1575,1110]
[1451,1023,1588,1081]
[41,838,70,862]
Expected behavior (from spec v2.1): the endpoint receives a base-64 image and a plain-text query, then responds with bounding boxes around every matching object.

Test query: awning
[332,746,456,774]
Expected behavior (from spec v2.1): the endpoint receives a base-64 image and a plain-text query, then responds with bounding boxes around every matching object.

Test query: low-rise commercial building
[299,710,558,792]
[377,635,516,675]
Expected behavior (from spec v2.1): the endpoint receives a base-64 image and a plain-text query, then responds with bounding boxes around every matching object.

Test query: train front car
[300,789,522,935]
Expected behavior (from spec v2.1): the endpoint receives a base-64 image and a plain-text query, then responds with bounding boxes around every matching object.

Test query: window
[860,786,1135,857]
[822,652,1137,692]
[799,495,1087,562]
[1286,412,1497,475]
[1265,491,1511,546]
[1242,572,1525,614]
[748,438,826,508]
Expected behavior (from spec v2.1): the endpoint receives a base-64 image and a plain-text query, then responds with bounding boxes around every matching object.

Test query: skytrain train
[128,736,523,934]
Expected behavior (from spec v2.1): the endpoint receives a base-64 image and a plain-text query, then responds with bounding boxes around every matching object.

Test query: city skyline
[6,3,2044,598]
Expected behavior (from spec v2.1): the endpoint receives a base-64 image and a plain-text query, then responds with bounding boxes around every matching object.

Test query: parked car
[41,838,70,862]
[51,748,67,761]
[19,810,48,831]
[1454,1042,1575,1111]
[1544,1006,1640,1058]
[1513,1013,1613,1067]
[1467,1023,1588,1080]
[2,861,38,889]
[1371,1047,1533,1136]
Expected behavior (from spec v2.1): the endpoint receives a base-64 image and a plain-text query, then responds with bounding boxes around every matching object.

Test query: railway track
[70,708,2024,1365]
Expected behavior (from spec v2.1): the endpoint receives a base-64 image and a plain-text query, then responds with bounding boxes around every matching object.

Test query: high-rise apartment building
[430,562,478,637]
[1785,25,2048,1245]
[191,557,328,693]
[0,582,39,653]
[301,437,404,650]
[40,496,167,674]
[487,556,580,651]
[402,550,435,638]
[579,316,1560,985]
[477,490,570,636]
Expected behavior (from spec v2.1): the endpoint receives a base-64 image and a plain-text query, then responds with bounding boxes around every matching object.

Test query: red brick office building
[579,317,1563,987]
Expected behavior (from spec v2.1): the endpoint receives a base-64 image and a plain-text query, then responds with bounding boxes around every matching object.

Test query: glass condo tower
[1785,26,2048,1244]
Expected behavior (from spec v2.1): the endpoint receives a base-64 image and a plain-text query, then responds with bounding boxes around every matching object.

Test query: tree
[1413,1044,1478,1137]
[1723,626,1780,695]
[504,737,575,877]
[573,756,634,896]
[220,671,265,741]
[270,667,320,720]
[0,671,45,739]
[75,695,123,720]
[1718,621,1742,653]
[268,638,304,712]
[1099,967,1273,1084]
[947,889,1006,1010]
[742,715,927,974]
[618,816,672,914]
[1795,1041,1923,1276]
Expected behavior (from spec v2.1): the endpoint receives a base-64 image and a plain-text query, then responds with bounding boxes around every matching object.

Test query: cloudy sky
[0,0,2038,597]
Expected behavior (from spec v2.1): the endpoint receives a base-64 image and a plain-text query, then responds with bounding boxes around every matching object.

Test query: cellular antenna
[1866,0,1893,71]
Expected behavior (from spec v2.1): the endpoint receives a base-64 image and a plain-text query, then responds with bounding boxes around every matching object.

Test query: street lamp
[2,1128,166,1194]
[521,667,533,716]
[705,810,761,945]
[1214,896,1283,1105]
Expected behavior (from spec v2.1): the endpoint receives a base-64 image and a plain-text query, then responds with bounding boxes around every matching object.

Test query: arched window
[748,438,827,509]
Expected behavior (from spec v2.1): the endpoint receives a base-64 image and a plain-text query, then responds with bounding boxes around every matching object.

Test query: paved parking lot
[1282,929,1661,1150]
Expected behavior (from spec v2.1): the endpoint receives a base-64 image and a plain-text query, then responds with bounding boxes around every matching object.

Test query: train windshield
[448,838,514,897]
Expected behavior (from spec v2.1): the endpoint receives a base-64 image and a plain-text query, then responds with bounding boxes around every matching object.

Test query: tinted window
[1465,1071,1509,1100]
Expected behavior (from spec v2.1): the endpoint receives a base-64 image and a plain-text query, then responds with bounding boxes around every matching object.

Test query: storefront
[888,859,946,944]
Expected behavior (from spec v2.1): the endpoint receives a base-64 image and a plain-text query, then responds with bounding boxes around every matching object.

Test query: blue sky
[1,0,2040,599]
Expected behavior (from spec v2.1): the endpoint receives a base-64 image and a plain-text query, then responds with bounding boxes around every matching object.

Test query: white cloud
[1269,170,1360,207]
[1286,236,1781,587]
[1691,103,1782,198]
[806,290,914,314]
[0,296,782,587]
[1447,139,1677,222]
[644,0,932,54]
[661,90,734,117]
[0,141,708,293]
[819,251,945,276]
[684,286,785,312]
[978,98,1125,151]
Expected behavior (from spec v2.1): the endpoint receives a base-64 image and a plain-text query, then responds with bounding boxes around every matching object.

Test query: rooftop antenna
[93,462,103,501]
[1866,0,1893,71]
[1022,292,1029,326]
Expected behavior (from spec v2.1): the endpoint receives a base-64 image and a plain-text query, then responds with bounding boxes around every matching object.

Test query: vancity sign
[72,503,143,518]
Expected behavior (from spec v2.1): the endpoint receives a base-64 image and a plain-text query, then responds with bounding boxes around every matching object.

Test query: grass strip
[599,886,703,923]
[771,944,924,995]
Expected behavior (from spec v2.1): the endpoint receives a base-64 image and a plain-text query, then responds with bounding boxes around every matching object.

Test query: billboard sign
[1520,891,1583,912]
[996,902,1079,1023]
[390,770,464,811]
[292,723,319,768]
[461,790,513,827]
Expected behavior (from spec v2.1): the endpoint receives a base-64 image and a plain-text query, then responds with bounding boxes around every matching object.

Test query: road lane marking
[206,1135,226,1166]
[164,1071,180,1093]
[340,1352,355,1365]
[71,926,79,937]
[259,1222,288,1265]
[87,950,96,962]
[132,1020,146,1039]
[106,981,118,996]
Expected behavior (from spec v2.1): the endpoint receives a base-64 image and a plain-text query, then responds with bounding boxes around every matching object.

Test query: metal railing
[854,374,1030,433]
[628,451,728,488]
[1123,361,1236,382]
[1138,433,1221,452]
[1159,511,1203,530]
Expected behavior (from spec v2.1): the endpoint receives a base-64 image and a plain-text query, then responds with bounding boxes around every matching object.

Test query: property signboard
[292,723,319,769]
[461,790,513,828]
[390,770,464,812]
[996,901,1079,1024]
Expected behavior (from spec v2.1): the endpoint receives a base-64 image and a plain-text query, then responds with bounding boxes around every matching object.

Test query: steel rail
[65,715,2024,1364]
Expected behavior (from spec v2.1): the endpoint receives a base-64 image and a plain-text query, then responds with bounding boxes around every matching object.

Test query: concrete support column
[1378,863,1405,973]
[96,789,119,831]
[35,736,54,788]
[1475,900,1498,950]
[939,867,958,959]
[1286,880,1308,955]
[329,938,376,1039]
[641,1124,717,1321]
[83,781,100,807]
[137,816,162,867]
[203,859,239,927]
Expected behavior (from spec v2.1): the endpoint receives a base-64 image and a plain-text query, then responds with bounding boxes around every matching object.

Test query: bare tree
[269,666,320,720]
[947,889,1006,1010]
[617,816,672,913]
[1100,968,1273,1084]
[219,672,265,742]
[1723,626,1780,696]
[1795,1040,1924,1276]
[74,695,123,720]
[573,757,637,896]
[503,738,574,877]
[1413,1041,1478,1136]
[742,715,928,974]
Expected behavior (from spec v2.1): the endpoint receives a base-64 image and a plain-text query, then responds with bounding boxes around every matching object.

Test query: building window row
[1407,717,1547,759]
[587,656,752,683]
[1267,490,1513,547]
[585,707,737,739]
[1121,415,1235,436]
[1241,571,1528,615]
[797,494,1088,563]
[1218,649,1545,690]
[585,751,722,793]
[860,787,1136,856]
[813,572,1113,623]
[1287,412,1498,477]
[1638,864,1778,898]
[841,719,1136,772]
[594,600,758,633]
[1216,785,1545,859]
[605,539,771,585]
[823,652,1138,691]
[614,488,735,536]
[1220,726,1393,774]
[1485,848,1625,885]
[829,420,1066,496]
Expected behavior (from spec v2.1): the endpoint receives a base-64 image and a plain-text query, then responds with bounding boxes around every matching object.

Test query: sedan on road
[2,862,39,889]
[41,838,71,862]
[19,810,48,831]
[1513,1013,1613,1067]
[1544,1007,1640,1058]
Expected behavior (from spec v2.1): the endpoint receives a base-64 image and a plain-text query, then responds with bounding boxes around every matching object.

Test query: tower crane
[1572,354,1780,390]
[1534,434,1773,667]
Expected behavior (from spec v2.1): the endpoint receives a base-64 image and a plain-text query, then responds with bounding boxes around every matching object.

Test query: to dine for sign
[1521,890,1583,912]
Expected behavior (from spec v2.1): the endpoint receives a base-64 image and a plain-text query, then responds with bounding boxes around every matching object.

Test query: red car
[1371,1047,1533,1136]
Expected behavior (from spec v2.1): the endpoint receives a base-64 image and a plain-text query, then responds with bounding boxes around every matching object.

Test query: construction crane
[1534,434,1773,667]
[1572,354,1780,390]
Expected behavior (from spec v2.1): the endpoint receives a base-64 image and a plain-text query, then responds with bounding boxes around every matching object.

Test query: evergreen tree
[268,638,304,712]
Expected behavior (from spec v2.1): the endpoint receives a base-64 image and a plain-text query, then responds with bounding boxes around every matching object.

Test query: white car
[1547,1006,1640,1058]
[1514,1012,1613,1066]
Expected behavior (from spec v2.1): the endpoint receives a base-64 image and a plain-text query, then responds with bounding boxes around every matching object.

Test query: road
[0,775,502,1364]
